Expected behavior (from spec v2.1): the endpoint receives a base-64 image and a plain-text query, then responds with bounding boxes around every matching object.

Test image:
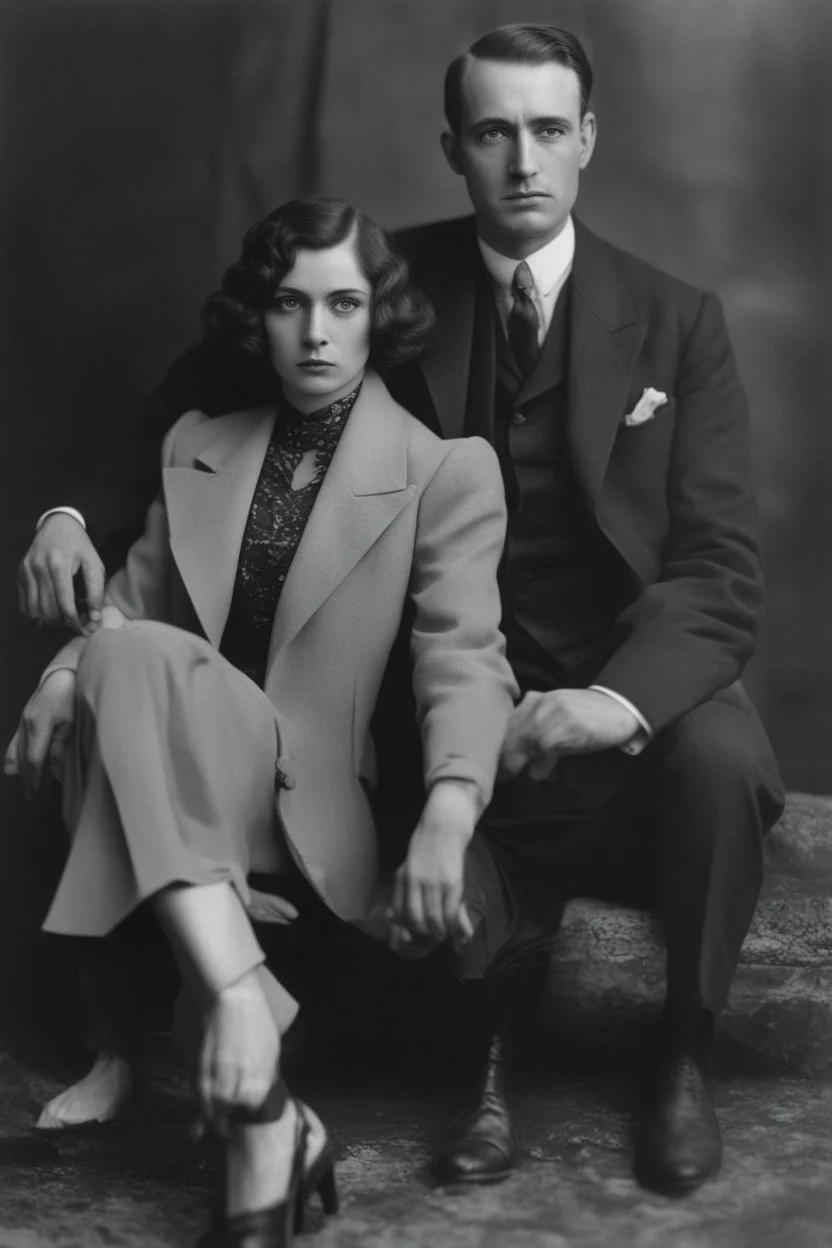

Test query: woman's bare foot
[36,1055,133,1130]
[225,1100,328,1217]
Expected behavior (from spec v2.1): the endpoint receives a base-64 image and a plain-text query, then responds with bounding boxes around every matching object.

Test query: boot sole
[432,1165,517,1187]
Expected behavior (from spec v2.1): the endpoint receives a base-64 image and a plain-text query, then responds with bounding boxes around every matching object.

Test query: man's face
[442,58,596,258]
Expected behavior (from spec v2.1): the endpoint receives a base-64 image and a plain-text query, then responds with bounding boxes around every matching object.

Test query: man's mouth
[505,191,550,201]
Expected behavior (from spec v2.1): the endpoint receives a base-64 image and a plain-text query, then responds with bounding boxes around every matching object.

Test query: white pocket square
[623,387,668,427]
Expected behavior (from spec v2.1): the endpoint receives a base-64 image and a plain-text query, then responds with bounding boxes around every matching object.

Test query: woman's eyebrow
[273,286,367,296]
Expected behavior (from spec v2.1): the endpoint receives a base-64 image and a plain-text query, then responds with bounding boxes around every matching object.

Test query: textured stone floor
[1,1049,831,1248]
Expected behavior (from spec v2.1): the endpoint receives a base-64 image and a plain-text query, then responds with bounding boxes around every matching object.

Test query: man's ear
[441,130,464,176]
[579,111,597,170]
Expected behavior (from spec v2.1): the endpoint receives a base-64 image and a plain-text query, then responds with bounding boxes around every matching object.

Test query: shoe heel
[293,1144,339,1232]
[317,1160,339,1215]
[293,1190,307,1236]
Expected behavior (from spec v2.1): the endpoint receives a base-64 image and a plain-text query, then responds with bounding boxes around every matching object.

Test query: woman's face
[264,235,372,412]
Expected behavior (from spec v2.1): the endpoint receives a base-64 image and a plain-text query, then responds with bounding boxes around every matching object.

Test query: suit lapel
[567,224,646,506]
[164,408,275,645]
[268,372,416,658]
[418,222,480,439]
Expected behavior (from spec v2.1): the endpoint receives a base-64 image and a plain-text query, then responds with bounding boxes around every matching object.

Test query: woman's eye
[273,296,300,312]
[333,298,359,313]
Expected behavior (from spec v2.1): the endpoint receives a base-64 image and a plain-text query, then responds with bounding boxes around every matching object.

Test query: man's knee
[655,695,784,820]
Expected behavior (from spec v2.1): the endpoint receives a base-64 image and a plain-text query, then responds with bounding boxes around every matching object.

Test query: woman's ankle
[225,1101,299,1217]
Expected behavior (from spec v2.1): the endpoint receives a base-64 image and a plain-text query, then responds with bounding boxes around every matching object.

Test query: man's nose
[509,132,537,180]
[303,305,328,347]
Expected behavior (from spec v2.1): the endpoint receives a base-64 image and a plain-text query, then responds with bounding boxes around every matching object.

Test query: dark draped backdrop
[1,0,830,1053]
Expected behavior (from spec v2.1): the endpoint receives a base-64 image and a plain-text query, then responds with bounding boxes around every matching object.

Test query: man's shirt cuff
[589,685,652,756]
[36,506,87,532]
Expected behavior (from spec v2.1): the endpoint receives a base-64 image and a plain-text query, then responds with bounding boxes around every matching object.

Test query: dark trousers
[459,685,785,1023]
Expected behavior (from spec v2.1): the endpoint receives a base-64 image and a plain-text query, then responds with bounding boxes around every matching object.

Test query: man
[18,24,783,1195]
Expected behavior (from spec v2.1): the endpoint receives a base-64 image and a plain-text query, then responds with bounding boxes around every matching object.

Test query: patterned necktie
[508,260,541,377]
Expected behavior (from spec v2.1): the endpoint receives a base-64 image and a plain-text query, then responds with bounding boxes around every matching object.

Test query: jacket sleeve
[593,291,762,733]
[53,345,213,563]
[408,437,518,807]
[39,414,197,684]
[59,341,267,566]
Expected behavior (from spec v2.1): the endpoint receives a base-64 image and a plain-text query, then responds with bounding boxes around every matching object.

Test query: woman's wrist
[423,778,482,835]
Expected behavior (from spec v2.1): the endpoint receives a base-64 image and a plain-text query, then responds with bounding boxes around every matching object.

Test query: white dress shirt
[478,217,651,755]
[478,215,576,343]
[37,506,86,531]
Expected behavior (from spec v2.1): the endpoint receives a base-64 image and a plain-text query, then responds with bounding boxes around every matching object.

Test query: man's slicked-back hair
[444,24,593,135]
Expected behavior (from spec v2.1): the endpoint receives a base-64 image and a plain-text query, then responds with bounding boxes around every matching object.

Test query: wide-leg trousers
[44,620,300,1034]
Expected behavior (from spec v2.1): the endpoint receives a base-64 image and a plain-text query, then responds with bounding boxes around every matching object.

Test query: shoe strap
[230,1076,289,1125]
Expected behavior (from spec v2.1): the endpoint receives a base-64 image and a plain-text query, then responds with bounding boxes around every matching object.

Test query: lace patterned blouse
[219,384,360,686]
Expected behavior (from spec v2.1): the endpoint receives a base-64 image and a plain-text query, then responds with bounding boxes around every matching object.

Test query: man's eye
[479,128,506,143]
[541,126,565,139]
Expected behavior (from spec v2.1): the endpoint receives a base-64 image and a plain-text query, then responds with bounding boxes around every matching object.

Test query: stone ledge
[552,897,832,970]
[544,793,832,1074]
[760,792,832,897]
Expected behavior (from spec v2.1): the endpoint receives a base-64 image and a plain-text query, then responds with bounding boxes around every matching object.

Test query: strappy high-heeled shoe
[196,1079,338,1248]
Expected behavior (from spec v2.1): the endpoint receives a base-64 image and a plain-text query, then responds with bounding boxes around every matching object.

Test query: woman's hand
[4,669,77,799]
[390,780,480,951]
[199,976,280,1129]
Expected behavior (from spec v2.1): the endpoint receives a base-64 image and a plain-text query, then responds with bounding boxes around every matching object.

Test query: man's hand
[4,669,77,799]
[390,780,479,952]
[500,688,641,781]
[18,514,105,633]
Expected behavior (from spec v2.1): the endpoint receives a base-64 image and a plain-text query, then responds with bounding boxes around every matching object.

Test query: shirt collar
[477,215,575,298]
[279,381,361,446]
[280,381,362,434]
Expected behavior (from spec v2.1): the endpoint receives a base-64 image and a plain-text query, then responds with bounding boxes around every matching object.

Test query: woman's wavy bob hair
[202,196,434,371]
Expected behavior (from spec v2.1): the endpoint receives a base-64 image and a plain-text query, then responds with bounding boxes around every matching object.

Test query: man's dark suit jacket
[390,217,762,736]
[66,216,762,740]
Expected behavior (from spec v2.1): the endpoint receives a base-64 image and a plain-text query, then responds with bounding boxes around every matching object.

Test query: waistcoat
[465,274,632,693]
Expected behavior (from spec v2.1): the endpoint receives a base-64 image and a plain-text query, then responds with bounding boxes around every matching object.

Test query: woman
[6,197,516,1247]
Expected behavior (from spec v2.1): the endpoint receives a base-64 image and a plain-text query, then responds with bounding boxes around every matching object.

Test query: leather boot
[641,1011,722,1195]
[430,1028,520,1185]
[430,955,548,1185]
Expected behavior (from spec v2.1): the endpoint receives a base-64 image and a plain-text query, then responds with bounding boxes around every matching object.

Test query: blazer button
[511,411,527,426]
[275,764,295,791]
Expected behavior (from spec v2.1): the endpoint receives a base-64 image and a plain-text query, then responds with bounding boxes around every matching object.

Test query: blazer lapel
[268,372,416,657]
[567,224,646,506]
[163,408,275,645]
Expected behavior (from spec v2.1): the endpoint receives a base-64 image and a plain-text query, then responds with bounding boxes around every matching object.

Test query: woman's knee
[77,621,196,697]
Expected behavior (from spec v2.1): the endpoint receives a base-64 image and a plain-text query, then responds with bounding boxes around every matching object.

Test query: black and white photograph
[0,2,830,1245]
